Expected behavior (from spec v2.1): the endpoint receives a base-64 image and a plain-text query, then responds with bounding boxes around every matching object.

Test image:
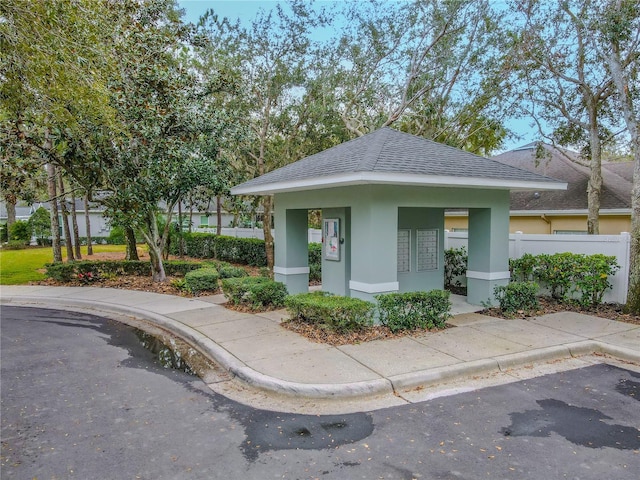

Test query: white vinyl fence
[194,227,323,243]
[444,231,631,304]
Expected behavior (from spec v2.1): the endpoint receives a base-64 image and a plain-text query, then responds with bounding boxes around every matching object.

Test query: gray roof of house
[231,127,566,195]
[492,143,632,212]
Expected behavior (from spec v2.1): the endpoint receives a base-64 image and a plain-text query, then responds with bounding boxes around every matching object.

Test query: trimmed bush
[164,260,204,277]
[493,281,539,316]
[285,291,375,333]
[184,268,220,294]
[376,290,451,332]
[217,263,249,279]
[44,262,77,282]
[221,276,288,309]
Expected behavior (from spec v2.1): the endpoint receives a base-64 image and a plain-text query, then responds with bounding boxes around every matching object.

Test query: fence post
[444,229,450,251]
[618,232,631,304]
[514,231,523,259]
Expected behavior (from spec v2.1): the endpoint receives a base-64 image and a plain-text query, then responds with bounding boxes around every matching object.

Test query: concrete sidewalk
[2,285,640,406]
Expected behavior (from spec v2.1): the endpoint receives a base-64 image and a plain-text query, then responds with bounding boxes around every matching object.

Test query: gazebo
[231,128,566,305]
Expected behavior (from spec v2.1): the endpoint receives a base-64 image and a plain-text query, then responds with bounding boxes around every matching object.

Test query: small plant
[171,278,189,291]
[376,290,451,332]
[184,268,220,294]
[285,291,375,333]
[493,282,539,316]
[221,276,288,310]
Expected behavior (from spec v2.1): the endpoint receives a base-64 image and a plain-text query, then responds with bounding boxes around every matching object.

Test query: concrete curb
[1,296,395,399]
[3,295,640,400]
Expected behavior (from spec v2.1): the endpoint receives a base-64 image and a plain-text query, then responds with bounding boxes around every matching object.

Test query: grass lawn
[0,245,127,285]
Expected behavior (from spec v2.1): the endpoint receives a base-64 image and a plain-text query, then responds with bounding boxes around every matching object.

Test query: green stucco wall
[274,185,511,305]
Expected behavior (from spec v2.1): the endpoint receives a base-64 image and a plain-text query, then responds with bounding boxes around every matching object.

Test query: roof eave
[230,172,567,196]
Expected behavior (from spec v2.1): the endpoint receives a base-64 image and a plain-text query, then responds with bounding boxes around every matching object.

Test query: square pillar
[321,208,350,296]
[348,201,399,302]
[467,206,510,305]
[273,206,309,294]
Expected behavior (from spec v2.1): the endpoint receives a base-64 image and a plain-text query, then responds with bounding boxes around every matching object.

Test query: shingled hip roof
[231,127,567,195]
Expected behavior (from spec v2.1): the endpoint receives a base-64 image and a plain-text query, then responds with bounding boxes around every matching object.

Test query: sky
[176,0,537,153]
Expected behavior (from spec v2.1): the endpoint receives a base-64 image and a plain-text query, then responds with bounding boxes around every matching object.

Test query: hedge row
[376,290,451,332]
[171,233,267,266]
[285,289,451,334]
[171,234,323,277]
[510,252,619,307]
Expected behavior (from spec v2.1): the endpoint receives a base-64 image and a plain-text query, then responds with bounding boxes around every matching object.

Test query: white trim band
[466,270,511,281]
[273,266,310,275]
[231,172,567,195]
[349,280,399,294]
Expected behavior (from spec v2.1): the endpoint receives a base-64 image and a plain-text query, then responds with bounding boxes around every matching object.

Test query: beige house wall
[445,213,631,235]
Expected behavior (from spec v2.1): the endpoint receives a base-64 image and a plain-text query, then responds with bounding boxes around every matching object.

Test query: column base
[274,266,310,295]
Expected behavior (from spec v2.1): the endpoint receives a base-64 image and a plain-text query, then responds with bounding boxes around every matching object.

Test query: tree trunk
[70,188,82,259]
[5,198,16,232]
[586,102,602,234]
[84,193,93,256]
[604,37,640,312]
[58,174,74,261]
[216,196,222,235]
[147,240,166,282]
[177,201,184,257]
[47,164,62,262]
[125,226,139,261]
[261,196,274,270]
[144,211,166,282]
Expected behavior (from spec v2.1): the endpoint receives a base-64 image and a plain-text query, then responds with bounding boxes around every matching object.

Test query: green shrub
[174,233,267,266]
[107,226,126,245]
[221,276,288,309]
[184,268,220,294]
[536,252,578,300]
[164,260,203,277]
[308,242,322,264]
[376,290,451,332]
[493,282,539,316]
[3,240,29,250]
[217,264,249,279]
[9,220,31,244]
[285,291,375,333]
[44,262,77,282]
[444,247,467,288]
[0,222,8,242]
[510,253,538,282]
[308,242,322,282]
[573,254,619,307]
[28,207,51,245]
[309,263,322,282]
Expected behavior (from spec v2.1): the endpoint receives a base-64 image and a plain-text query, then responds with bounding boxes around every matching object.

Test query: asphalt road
[1,305,639,480]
